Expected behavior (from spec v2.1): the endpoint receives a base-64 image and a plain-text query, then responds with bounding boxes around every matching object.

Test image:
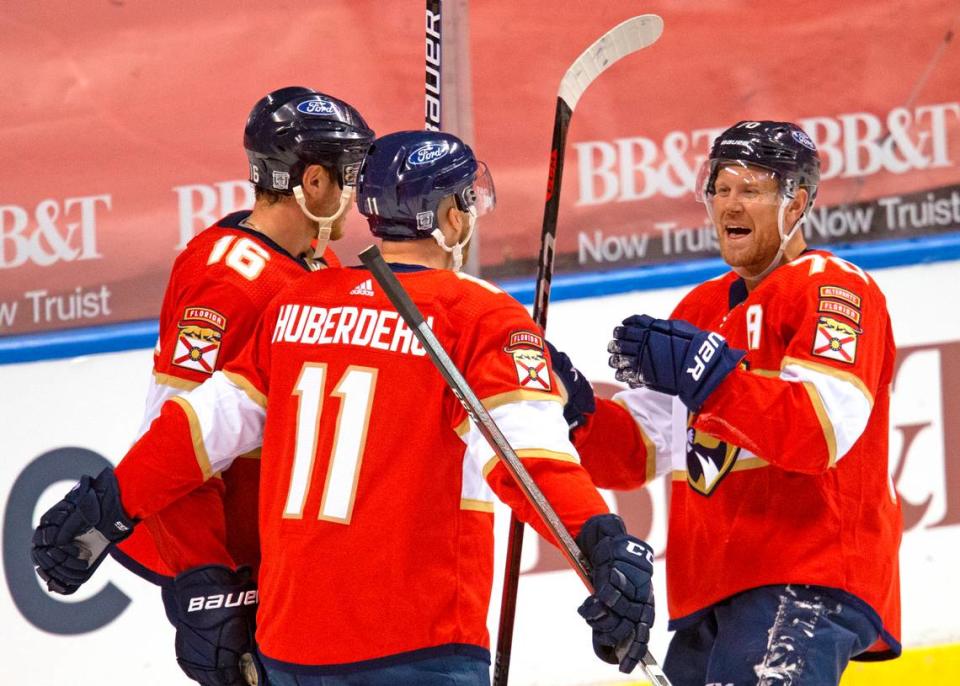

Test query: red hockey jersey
[114,264,608,668]
[114,211,330,580]
[576,249,902,658]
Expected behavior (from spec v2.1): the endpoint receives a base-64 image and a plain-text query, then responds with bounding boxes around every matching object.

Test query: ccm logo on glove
[687,331,725,381]
[187,589,259,613]
[625,540,654,565]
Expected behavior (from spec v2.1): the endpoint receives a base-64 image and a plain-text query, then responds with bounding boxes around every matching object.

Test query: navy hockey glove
[31,467,135,594]
[576,514,655,674]
[161,565,259,686]
[546,340,596,429]
[608,315,746,412]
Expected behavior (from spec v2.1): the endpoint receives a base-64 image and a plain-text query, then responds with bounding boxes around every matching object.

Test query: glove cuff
[91,467,137,542]
[576,514,627,560]
[684,344,746,412]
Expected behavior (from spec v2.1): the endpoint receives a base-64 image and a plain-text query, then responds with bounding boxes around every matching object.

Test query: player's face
[709,164,783,278]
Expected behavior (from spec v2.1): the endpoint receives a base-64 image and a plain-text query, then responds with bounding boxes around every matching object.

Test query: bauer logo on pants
[812,316,859,364]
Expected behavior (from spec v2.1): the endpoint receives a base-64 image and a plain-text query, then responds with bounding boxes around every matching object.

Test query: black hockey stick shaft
[533,98,572,328]
[494,95,571,686]
[359,245,592,584]
[424,0,442,130]
[494,14,669,686]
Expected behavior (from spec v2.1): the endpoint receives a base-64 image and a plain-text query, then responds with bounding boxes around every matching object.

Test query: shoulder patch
[503,330,550,391]
[819,285,862,308]
[172,306,226,374]
[818,299,861,325]
[812,316,859,365]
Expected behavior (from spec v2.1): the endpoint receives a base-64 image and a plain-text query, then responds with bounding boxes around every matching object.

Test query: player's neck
[380,240,450,270]
[243,201,314,258]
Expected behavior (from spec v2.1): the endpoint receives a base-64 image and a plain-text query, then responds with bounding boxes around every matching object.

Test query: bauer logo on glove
[608,315,746,413]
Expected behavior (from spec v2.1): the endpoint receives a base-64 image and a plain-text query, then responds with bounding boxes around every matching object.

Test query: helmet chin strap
[292,185,355,258]
[430,207,477,272]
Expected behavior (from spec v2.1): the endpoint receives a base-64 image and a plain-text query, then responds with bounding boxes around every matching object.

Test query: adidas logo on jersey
[349,279,375,296]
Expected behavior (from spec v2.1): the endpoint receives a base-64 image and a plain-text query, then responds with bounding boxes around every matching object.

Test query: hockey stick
[358,245,671,686]
[425,0,442,130]
[497,14,665,686]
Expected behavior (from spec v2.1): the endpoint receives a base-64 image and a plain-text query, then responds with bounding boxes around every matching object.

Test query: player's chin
[329,223,345,241]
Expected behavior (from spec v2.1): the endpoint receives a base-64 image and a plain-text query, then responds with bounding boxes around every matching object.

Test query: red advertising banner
[470,0,960,279]
[0,2,423,336]
[2,1,959,336]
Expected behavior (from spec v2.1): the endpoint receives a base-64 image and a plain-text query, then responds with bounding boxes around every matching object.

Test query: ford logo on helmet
[297,99,338,116]
[407,142,450,167]
[791,129,816,151]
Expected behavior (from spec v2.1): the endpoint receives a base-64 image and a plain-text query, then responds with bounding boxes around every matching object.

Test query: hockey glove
[608,315,746,412]
[576,514,655,674]
[31,467,135,595]
[546,340,596,430]
[161,565,259,686]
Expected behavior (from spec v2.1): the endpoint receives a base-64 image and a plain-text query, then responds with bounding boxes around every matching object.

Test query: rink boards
[1,257,958,685]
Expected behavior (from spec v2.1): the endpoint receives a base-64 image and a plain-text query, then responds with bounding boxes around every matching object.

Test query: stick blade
[558,14,664,110]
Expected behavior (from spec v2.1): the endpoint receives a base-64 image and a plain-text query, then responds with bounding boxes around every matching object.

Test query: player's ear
[787,188,809,221]
[302,164,333,195]
[447,203,462,233]
[439,201,464,243]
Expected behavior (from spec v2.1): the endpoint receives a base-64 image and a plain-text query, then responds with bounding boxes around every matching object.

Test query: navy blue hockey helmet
[244,86,374,194]
[696,120,821,212]
[356,130,495,241]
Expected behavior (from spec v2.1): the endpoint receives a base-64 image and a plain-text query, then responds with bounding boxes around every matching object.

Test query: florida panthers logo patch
[503,331,551,391]
[172,307,226,374]
[812,315,859,364]
[687,427,740,495]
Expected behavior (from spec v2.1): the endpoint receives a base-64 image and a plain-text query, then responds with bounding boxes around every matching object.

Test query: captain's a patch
[172,307,227,373]
[812,315,859,364]
[503,331,551,391]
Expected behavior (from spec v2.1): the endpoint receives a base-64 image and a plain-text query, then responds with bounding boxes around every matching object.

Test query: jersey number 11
[283,364,379,523]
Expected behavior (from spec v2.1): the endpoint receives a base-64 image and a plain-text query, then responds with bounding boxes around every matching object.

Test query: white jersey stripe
[178,371,267,475]
[459,399,576,505]
[781,361,872,463]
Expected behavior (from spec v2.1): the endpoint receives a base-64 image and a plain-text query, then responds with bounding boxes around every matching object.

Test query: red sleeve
[139,479,233,572]
[486,460,609,542]
[454,300,609,542]
[573,398,652,491]
[124,280,266,575]
[221,304,274,398]
[694,271,892,474]
[155,280,261,386]
[115,400,214,520]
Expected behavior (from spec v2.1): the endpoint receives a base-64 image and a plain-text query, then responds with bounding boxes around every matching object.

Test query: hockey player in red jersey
[560,120,902,686]
[108,86,374,685]
[32,131,658,684]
